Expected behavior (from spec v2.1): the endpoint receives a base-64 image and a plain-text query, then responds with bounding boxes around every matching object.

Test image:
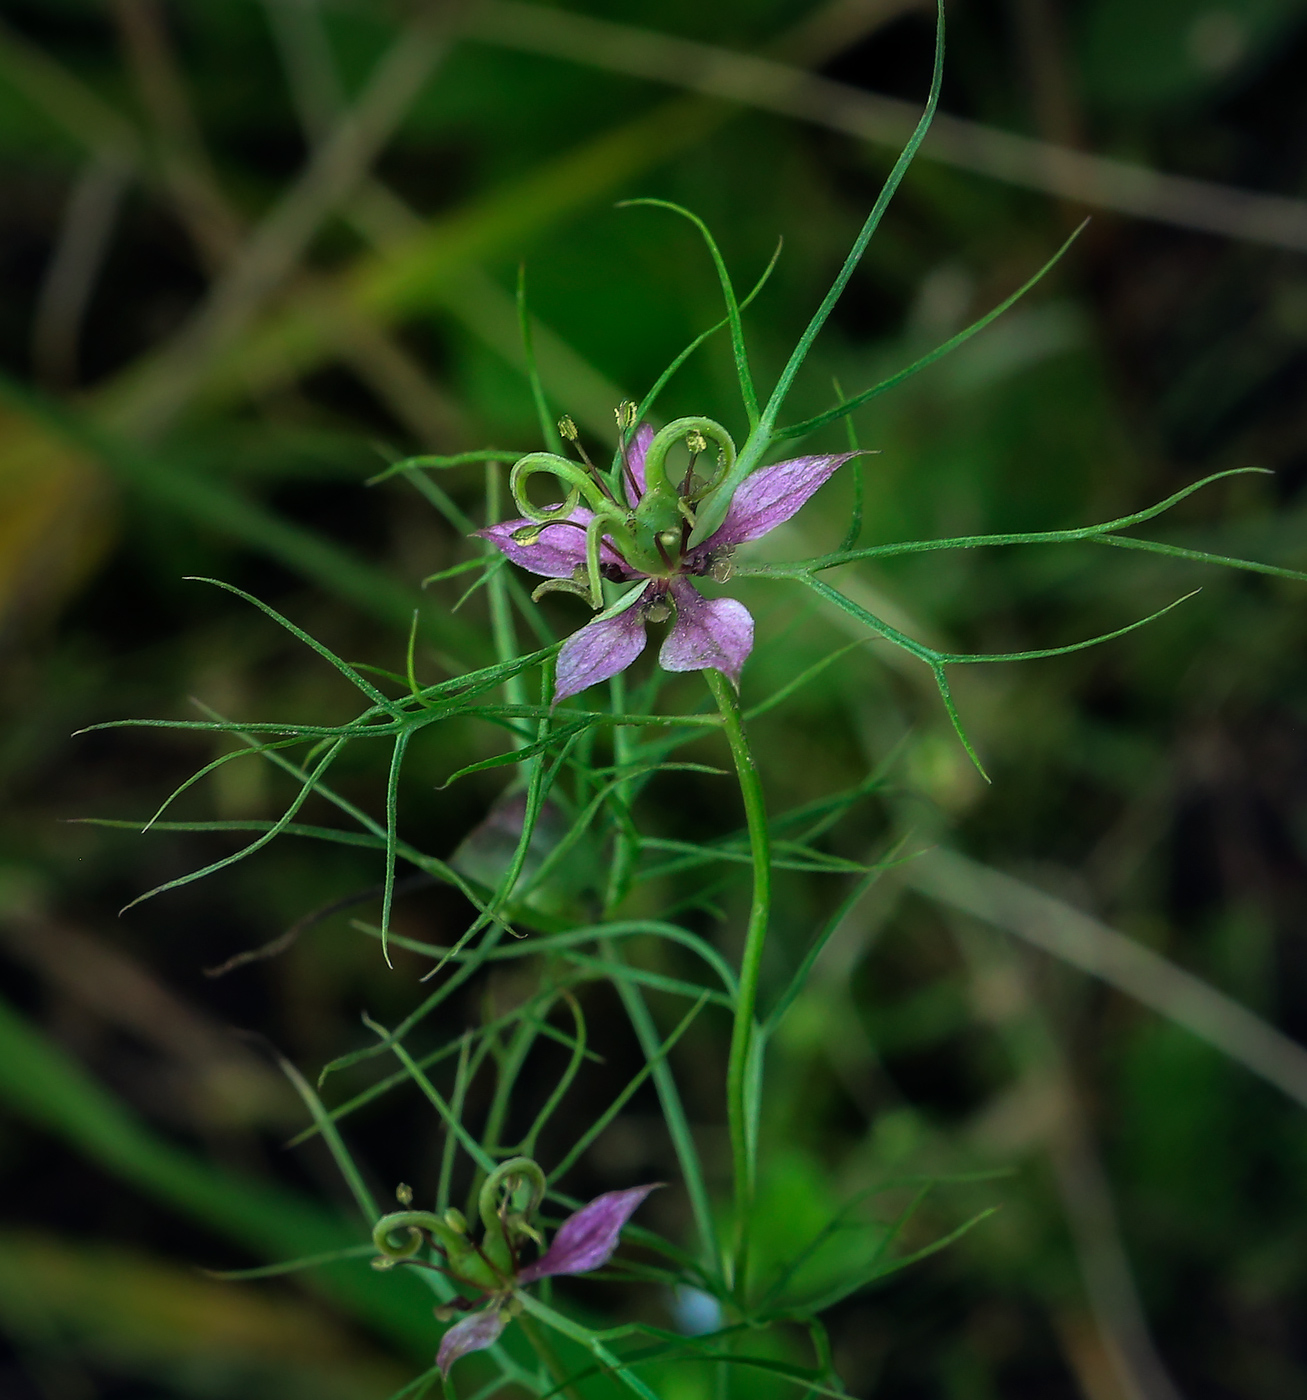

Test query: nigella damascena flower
[371,1157,659,1378]
[478,414,857,702]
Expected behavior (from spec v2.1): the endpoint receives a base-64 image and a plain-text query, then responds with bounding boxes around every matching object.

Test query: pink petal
[622,424,654,505]
[699,452,859,551]
[554,592,651,703]
[476,514,592,579]
[477,511,631,580]
[518,1185,660,1283]
[437,1307,508,1376]
[659,580,754,686]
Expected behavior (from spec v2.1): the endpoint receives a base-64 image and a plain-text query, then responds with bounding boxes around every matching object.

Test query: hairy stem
[705,667,771,1297]
[603,672,719,1276]
[485,462,527,731]
[604,670,638,913]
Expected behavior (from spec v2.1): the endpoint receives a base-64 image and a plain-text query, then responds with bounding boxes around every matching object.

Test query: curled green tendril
[509,453,612,523]
[479,1156,547,1235]
[510,453,643,606]
[642,418,735,497]
[372,1208,464,1261]
[372,1205,507,1291]
[637,417,736,541]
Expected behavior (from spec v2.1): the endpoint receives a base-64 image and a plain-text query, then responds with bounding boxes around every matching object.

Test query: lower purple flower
[478,420,855,702]
[401,1173,660,1379]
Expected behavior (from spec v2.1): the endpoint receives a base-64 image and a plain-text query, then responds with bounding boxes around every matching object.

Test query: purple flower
[371,1163,659,1379]
[479,419,856,702]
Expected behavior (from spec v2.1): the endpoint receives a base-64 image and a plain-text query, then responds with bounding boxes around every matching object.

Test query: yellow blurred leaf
[0,1230,409,1399]
[0,408,115,629]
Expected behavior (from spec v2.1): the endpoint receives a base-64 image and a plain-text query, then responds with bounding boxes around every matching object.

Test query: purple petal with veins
[700,452,859,551]
[658,580,754,686]
[476,510,630,581]
[436,1307,507,1377]
[622,423,655,506]
[518,1184,660,1283]
[554,592,651,702]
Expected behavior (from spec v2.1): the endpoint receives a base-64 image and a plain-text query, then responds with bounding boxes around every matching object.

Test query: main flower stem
[485,462,527,741]
[705,667,771,1298]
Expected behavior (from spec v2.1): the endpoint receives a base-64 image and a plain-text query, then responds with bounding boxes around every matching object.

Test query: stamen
[680,430,706,499]
[559,413,622,507]
[513,519,587,543]
[616,401,641,501]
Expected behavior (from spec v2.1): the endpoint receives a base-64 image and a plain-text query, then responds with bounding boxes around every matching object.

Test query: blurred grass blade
[0,372,473,646]
[0,994,435,1354]
[517,262,562,454]
[906,849,1307,1112]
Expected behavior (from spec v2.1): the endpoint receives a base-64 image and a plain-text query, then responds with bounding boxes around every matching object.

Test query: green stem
[484,462,527,737]
[516,1294,661,1400]
[518,1310,585,1400]
[604,671,638,914]
[705,668,771,1298]
[602,675,719,1278]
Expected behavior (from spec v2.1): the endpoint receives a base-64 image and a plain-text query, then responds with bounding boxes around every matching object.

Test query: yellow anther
[511,524,544,545]
[396,1182,414,1206]
[558,415,579,441]
[616,401,638,430]
[685,430,707,455]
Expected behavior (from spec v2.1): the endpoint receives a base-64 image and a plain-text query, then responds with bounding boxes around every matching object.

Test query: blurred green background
[2,0,1307,1396]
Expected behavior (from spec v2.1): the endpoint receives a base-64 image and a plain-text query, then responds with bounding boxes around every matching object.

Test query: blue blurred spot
[670,1286,724,1336]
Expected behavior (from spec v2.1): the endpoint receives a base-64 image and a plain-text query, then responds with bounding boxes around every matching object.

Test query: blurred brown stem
[109,0,244,268]
[31,153,132,388]
[466,0,1307,253]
